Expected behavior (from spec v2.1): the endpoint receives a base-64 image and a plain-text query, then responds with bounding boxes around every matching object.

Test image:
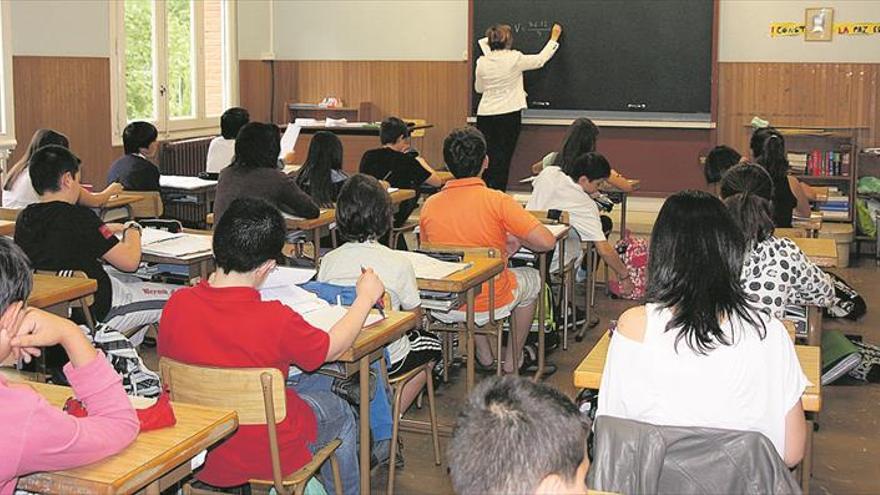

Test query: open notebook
[138,228,212,259]
[396,250,471,279]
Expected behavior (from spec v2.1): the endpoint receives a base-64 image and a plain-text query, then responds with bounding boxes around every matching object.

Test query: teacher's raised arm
[474,23,562,191]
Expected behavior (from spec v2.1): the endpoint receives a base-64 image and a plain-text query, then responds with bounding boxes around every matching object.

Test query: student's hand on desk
[356,268,385,307]
[104,182,124,196]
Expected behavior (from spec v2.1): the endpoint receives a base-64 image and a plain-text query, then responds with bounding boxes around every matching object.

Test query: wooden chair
[389,220,418,251]
[385,361,441,495]
[419,244,509,377]
[527,210,577,349]
[159,358,343,495]
[126,190,164,219]
[35,270,97,332]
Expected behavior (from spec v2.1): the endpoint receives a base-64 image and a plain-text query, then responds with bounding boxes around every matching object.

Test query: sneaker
[518,344,557,377]
[371,439,405,470]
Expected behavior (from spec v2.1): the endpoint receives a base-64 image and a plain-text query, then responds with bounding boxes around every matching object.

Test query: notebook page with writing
[139,228,183,245]
[396,251,471,280]
[141,234,212,258]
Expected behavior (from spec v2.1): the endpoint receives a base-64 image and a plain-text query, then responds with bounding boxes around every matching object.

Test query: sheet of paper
[139,227,183,246]
[387,187,400,193]
[259,284,328,316]
[545,223,569,237]
[279,124,301,159]
[395,251,471,280]
[511,193,531,205]
[141,233,212,258]
[159,175,218,190]
[324,117,347,127]
[294,118,317,126]
[300,304,384,332]
[262,266,317,288]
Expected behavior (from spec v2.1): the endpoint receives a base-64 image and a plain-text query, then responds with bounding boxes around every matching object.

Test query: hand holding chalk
[551,23,563,41]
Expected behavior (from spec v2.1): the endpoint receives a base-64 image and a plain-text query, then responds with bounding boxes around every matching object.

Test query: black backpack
[823,271,867,320]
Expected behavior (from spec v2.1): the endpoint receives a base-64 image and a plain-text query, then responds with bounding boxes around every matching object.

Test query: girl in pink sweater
[0,238,139,494]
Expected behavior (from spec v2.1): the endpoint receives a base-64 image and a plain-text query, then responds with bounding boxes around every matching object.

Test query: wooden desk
[790,237,838,268]
[100,194,145,221]
[600,179,641,237]
[140,232,215,284]
[335,310,417,495]
[792,212,823,238]
[775,228,808,239]
[0,219,14,236]
[418,256,505,391]
[437,171,454,184]
[16,380,237,495]
[573,331,821,412]
[29,274,97,311]
[389,188,416,205]
[161,178,217,229]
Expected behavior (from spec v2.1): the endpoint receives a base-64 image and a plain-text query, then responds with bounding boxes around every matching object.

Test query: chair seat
[248,439,342,488]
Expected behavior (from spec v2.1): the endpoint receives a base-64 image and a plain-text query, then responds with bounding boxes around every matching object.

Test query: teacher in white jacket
[475,23,562,191]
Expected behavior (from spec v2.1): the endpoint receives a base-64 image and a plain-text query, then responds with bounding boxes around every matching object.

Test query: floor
[141,245,880,494]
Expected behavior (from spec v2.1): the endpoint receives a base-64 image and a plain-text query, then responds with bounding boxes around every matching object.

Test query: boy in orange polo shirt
[420,127,555,374]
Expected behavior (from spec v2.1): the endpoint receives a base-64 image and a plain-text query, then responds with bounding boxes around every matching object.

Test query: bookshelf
[771,126,862,224]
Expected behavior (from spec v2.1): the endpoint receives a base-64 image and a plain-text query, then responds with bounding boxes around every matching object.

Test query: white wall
[271,0,468,61]
[719,0,880,63]
[11,0,109,57]
[238,0,272,59]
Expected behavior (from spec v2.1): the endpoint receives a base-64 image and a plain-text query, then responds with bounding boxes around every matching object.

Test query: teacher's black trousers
[477,110,521,191]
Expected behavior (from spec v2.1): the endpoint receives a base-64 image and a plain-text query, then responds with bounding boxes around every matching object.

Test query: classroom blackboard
[472,0,714,117]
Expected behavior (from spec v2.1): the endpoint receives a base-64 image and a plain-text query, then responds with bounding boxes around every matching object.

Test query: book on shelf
[801,149,851,177]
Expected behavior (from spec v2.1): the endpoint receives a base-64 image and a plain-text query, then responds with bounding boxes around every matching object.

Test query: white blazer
[474,37,559,116]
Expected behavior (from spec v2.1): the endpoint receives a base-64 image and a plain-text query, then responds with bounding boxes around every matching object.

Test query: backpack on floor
[90,324,161,398]
[823,271,867,321]
[608,229,648,300]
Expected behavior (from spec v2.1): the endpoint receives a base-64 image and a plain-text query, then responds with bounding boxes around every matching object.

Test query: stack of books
[816,186,850,220]
[787,152,808,175]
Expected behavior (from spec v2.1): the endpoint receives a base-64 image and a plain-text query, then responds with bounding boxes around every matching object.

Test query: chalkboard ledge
[467,111,715,129]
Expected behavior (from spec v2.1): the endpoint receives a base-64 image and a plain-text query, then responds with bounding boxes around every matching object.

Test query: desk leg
[199,260,209,282]
[144,480,161,495]
[535,253,547,381]
[619,193,628,237]
[807,306,822,347]
[801,418,814,494]
[489,277,500,376]
[466,288,476,393]
[312,228,322,268]
[359,357,371,495]
[560,240,569,351]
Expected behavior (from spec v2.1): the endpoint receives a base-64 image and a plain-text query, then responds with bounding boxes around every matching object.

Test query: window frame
[0,0,16,154]
[109,0,239,146]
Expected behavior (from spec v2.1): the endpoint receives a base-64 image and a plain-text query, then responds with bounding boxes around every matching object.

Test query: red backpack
[608,229,648,300]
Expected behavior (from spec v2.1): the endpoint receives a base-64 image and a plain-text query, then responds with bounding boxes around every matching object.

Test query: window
[110,0,238,144]
[0,0,15,154]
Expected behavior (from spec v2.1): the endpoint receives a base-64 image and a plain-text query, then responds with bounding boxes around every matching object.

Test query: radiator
[158,136,213,177]
[159,136,215,228]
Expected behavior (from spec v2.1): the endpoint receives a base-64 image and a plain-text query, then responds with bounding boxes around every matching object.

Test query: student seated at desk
[448,376,590,495]
[721,164,833,319]
[597,190,807,468]
[750,127,815,227]
[0,238,138,495]
[420,127,555,374]
[295,131,349,208]
[318,174,441,423]
[2,128,122,209]
[14,146,175,348]
[159,198,383,494]
[206,107,250,174]
[527,152,634,298]
[704,145,742,196]
[108,121,161,192]
[213,122,319,225]
[359,117,442,228]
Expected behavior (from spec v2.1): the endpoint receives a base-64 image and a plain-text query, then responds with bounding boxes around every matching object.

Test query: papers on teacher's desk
[395,251,471,279]
[139,228,213,260]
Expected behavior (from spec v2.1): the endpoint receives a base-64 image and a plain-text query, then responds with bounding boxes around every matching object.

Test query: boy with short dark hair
[359,117,442,228]
[206,107,250,173]
[159,197,384,494]
[419,127,556,374]
[15,145,173,348]
[108,121,161,191]
[448,376,590,494]
[527,152,634,296]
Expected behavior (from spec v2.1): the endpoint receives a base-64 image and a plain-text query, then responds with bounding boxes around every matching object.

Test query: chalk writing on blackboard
[513,20,551,38]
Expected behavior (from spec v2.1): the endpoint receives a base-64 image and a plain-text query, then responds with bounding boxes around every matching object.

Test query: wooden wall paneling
[12,56,118,188]
[718,63,880,158]
[238,60,273,122]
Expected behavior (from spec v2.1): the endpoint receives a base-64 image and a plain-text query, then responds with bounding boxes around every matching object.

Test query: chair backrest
[402,118,427,138]
[0,207,21,221]
[127,191,164,218]
[159,357,287,425]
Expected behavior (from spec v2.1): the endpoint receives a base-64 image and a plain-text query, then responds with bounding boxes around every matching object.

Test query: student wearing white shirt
[206,107,250,174]
[474,23,562,191]
[597,190,807,468]
[527,152,633,296]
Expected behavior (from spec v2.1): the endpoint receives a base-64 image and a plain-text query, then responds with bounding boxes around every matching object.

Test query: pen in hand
[361,266,386,318]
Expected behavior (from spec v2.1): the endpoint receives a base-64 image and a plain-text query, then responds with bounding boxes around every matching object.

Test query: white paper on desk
[279,124,301,159]
[138,227,183,246]
[395,251,470,279]
[387,187,400,193]
[141,233,213,258]
[300,304,384,333]
[159,175,218,190]
[260,284,328,315]
[324,117,347,127]
[519,175,537,183]
[511,193,531,205]
[262,266,317,288]
[545,224,569,237]
[294,118,317,126]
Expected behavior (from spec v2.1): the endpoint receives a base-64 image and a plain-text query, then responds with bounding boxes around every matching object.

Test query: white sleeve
[397,257,423,311]
[571,199,606,243]
[515,40,560,72]
[474,60,486,94]
[477,37,491,55]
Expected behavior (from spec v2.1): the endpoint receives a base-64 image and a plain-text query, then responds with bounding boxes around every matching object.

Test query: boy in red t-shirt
[158,197,384,494]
